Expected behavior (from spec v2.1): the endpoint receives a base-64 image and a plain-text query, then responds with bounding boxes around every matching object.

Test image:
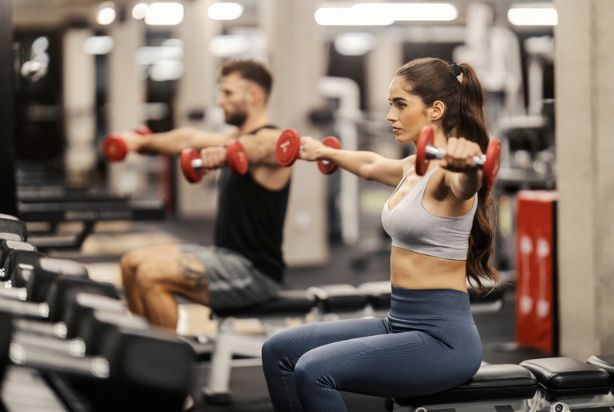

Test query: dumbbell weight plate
[102,135,128,162]
[103,127,152,161]
[276,129,301,166]
[180,148,205,183]
[483,138,501,191]
[415,126,434,176]
[226,140,249,175]
[317,136,341,174]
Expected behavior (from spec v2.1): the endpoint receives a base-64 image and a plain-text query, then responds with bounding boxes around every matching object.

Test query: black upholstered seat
[520,357,611,398]
[395,364,538,406]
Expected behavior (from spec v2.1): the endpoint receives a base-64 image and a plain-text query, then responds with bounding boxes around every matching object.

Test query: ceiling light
[508,4,558,26]
[355,3,458,22]
[132,3,149,20]
[334,32,376,56]
[97,3,116,26]
[84,36,114,55]
[314,6,394,26]
[208,2,244,21]
[145,2,184,26]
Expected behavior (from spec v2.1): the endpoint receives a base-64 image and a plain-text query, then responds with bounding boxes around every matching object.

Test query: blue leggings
[261,287,482,412]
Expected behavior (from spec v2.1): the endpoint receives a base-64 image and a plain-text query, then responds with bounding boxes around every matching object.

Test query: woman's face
[386,76,432,144]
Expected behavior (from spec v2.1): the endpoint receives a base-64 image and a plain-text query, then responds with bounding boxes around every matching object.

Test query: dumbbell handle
[14,330,85,357]
[425,146,486,168]
[10,342,109,378]
[15,318,67,338]
[0,287,27,301]
[190,158,205,170]
[0,299,48,318]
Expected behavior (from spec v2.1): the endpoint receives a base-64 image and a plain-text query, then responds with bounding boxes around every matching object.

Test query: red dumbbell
[415,125,501,191]
[180,140,249,184]
[102,126,152,162]
[275,129,342,175]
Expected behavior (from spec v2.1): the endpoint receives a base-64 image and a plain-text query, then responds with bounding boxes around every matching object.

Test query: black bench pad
[308,284,368,312]
[212,289,314,318]
[395,364,537,406]
[520,357,611,398]
[587,354,614,377]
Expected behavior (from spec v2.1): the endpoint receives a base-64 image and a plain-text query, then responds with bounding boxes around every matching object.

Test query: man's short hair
[220,59,273,99]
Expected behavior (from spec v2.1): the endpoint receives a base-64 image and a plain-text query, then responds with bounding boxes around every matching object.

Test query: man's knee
[133,260,166,290]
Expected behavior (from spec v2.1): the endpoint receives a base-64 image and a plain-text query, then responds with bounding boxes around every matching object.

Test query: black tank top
[213,125,290,284]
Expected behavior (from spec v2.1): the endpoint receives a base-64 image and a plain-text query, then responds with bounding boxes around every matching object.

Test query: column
[555,0,614,358]
[262,0,328,266]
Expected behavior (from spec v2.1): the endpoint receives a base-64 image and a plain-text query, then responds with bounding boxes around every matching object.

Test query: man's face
[217,72,252,127]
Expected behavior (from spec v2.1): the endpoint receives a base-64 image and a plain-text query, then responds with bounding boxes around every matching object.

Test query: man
[118,60,291,330]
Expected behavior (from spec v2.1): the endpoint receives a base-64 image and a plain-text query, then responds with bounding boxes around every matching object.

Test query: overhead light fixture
[208,2,244,21]
[315,6,394,26]
[314,2,457,26]
[508,3,558,26]
[334,32,376,56]
[354,3,457,22]
[209,34,250,57]
[97,2,116,26]
[132,2,149,20]
[84,36,114,55]
[145,2,184,26]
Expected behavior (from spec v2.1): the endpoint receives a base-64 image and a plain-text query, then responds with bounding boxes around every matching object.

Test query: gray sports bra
[381,167,477,260]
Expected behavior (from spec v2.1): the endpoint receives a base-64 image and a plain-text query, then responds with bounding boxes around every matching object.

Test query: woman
[261,57,498,411]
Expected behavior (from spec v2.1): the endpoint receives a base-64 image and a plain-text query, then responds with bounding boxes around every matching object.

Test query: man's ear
[431,100,446,121]
[248,85,264,106]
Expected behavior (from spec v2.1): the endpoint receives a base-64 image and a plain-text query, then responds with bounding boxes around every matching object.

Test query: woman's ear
[431,100,446,121]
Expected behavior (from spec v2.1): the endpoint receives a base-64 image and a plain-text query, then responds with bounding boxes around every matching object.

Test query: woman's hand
[200,146,227,169]
[439,137,483,173]
[299,136,326,162]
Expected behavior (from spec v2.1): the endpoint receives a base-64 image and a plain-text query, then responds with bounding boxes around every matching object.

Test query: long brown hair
[396,57,498,290]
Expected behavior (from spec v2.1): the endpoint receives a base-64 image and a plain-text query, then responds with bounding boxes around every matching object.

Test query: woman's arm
[440,137,483,200]
[300,136,406,186]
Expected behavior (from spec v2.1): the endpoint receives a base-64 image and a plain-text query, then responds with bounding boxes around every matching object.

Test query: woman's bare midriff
[390,246,468,292]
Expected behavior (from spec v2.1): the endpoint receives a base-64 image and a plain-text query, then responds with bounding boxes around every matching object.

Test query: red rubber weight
[483,138,501,191]
[103,135,128,162]
[276,129,301,166]
[317,136,342,174]
[180,148,205,183]
[103,126,152,161]
[415,125,434,176]
[226,140,249,175]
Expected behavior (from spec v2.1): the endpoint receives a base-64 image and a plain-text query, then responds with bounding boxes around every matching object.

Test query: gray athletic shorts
[180,244,281,311]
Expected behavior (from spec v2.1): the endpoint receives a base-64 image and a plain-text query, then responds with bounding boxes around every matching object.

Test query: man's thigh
[136,253,210,306]
[123,243,188,269]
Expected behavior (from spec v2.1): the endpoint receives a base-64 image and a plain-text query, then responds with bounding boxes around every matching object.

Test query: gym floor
[47,216,545,411]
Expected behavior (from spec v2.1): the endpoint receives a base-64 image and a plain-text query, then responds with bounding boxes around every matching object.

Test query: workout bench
[199,281,508,404]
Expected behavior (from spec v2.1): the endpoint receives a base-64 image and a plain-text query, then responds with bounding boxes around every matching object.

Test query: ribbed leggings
[261,287,482,412]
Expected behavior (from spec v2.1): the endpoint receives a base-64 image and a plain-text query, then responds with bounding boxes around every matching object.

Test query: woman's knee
[294,353,335,390]
[262,331,290,363]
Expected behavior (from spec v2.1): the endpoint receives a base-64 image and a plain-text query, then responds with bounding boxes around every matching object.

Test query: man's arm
[136,127,238,155]
[236,128,282,167]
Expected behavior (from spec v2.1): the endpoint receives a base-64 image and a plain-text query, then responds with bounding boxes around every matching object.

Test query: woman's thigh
[265,317,389,362]
[296,330,479,398]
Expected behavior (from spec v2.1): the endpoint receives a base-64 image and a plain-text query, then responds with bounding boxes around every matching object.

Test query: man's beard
[225,111,248,127]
